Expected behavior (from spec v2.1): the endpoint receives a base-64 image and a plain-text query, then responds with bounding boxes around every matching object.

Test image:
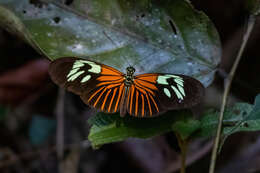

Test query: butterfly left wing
[49,57,125,113]
[128,73,204,117]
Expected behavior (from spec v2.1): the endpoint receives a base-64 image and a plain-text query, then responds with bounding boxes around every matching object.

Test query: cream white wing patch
[67,60,101,82]
[163,88,171,98]
[81,75,91,83]
[157,75,185,100]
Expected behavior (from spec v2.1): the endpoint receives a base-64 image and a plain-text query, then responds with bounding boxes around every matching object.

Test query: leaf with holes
[0,0,221,87]
[0,0,222,146]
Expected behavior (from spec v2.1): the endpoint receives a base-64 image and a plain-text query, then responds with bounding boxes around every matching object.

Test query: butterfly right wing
[48,57,125,113]
[127,73,204,117]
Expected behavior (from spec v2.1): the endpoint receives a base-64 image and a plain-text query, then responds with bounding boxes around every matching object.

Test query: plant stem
[209,15,256,173]
[176,133,188,173]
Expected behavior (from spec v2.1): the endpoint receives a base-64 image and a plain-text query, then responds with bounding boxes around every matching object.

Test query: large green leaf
[0,0,221,86]
[0,0,222,147]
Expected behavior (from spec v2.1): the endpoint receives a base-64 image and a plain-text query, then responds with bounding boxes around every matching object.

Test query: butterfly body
[49,57,204,118]
[124,66,135,86]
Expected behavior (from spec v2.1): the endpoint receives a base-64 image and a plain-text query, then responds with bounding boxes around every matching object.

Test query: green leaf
[222,94,260,135]
[197,103,253,137]
[0,0,221,87]
[245,94,260,120]
[88,110,191,148]
[215,95,260,151]
[198,95,260,139]
[172,114,200,140]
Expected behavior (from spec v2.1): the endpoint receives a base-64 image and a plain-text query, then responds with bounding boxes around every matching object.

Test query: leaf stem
[176,133,188,173]
[209,15,256,173]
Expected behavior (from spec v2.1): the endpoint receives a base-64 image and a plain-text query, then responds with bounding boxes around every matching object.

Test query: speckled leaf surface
[0,0,221,87]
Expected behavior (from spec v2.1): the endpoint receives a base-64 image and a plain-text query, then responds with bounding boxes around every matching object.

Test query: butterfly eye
[126,66,135,75]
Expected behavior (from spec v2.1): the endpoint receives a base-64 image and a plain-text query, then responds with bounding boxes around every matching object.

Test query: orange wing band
[101,66,124,76]
[135,91,139,116]
[129,85,135,115]
[135,74,158,83]
[108,87,118,113]
[101,89,112,111]
[114,84,124,112]
[97,75,123,82]
[88,86,105,102]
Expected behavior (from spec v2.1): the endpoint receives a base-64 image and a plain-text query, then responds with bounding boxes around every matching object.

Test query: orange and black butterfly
[49,57,204,118]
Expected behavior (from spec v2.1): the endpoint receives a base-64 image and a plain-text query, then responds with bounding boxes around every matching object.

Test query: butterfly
[48,57,204,118]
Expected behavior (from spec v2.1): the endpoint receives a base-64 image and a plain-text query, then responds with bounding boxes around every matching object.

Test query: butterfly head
[126,66,135,76]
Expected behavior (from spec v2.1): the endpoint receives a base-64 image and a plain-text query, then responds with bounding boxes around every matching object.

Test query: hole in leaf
[53,17,61,24]
[136,13,145,20]
[29,0,45,8]
[242,122,249,127]
[169,20,177,35]
[65,0,73,5]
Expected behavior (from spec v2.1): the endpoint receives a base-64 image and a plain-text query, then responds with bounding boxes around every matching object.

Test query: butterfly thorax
[124,66,135,86]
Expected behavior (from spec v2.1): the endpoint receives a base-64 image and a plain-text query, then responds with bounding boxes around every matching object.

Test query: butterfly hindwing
[49,57,125,113]
[128,76,163,117]
[80,83,126,114]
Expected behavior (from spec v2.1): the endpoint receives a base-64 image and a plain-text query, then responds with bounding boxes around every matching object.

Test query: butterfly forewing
[49,57,125,113]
